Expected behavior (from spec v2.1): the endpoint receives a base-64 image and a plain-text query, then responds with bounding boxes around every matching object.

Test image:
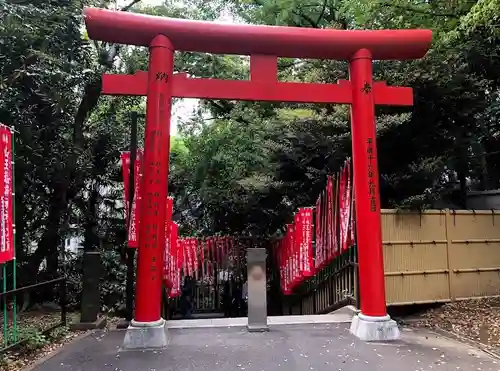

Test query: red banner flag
[286,225,294,292]
[120,150,143,247]
[216,237,221,268]
[191,238,199,280]
[315,194,322,269]
[186,238,194,277]
[206,238,212,277]
[326,177,334,265]
[172,223,182,269]
[181,239,188,275]
[348,174,356,249]
[163,221,172,288]
[294,212,304,284]
[0,125,14,264]
[299,207,314,277]
[339,162,352,252]
[283,239,289,294]
[120,152,131,227]
[333,174,341,259]
[169,222,181,297]
[199,238,205,280]
[163,197,174,287]
[321,189,328,268]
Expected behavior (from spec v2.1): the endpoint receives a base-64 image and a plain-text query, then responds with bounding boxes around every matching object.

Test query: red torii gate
[84,8,431,346]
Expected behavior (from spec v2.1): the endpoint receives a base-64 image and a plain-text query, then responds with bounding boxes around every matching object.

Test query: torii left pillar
[122,34,173,349]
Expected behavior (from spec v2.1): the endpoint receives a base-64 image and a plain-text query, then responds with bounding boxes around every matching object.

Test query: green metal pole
[11,127,17,342]
[2,263,7,347]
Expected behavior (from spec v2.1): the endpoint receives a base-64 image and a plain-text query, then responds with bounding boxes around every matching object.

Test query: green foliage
[48,324,70,340]
[11,327,49,350]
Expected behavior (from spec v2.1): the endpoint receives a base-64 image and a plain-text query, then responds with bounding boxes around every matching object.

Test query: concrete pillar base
[247,324,269,333]
[122,318,168,350]
[350,313,400,341]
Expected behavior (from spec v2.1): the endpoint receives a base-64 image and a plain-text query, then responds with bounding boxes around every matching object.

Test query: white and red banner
[171,222,183,297]
[173,223,182,269]
[0,125,13,264]
[163,197,174,287]
[120,149,143,248]
[299,207,314,277]
[199,238,205,280]
[191,238,199,280]
[315,194,322,269]
[167,222,181,298]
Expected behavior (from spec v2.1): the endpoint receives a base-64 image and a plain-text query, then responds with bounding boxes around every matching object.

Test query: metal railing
[0,276,67,353]
[282,246,360,315]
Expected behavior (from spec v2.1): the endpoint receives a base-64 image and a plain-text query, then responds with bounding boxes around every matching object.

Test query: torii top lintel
[83,8,432,61]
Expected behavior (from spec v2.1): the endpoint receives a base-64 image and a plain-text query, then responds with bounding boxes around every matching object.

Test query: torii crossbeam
[84,7,432,347]
[101,64,413,106]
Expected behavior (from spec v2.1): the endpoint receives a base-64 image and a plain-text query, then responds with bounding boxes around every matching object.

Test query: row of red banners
[275,159,355,295]
[164,194,236,297]
[0,125,14,265]
[120,153,239,298]
[164,231,237,298]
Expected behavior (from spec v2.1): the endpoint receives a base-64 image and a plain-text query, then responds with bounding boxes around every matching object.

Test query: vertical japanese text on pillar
[367,138,376,212]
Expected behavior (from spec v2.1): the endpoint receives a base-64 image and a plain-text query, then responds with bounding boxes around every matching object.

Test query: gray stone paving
[31,323,500,371]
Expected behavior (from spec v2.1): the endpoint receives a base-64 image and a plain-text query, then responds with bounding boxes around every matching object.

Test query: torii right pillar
[349,48,399,341]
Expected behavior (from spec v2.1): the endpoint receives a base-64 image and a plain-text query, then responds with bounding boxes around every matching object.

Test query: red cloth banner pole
[349,49,387,318]
[133,35,174,323]
[0,126,13,264]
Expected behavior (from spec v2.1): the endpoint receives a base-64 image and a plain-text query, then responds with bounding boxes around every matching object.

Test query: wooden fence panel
[382,210,500,305]
[447,211,500,300]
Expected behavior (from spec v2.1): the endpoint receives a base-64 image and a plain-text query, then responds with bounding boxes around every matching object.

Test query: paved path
[31,323,499,371]
[167,313,353,329]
